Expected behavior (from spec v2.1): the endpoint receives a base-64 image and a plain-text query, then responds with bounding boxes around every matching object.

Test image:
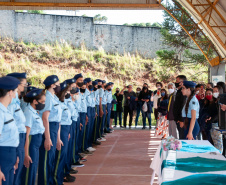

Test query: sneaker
[93,141,101,145]
[129,126,131,129]
[64,174,76,182]
[79,158,87,162]
[71,162,85,168]
[70,169,78,174]
[113,125,116,127]
[83,150,93,155]
[97,138,106,142]
[87,147,96,152]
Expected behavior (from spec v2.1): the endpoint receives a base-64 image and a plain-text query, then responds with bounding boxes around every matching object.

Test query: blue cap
[102,80,106,84]
[92,81,98,86]
[27,86,37,92]
[26,89,43,98]
[183,81,196,88]
[43,75,59,86]
[106,83,111,87]
[96,79,102,83]
[0,76,20,90]
[60,81,67,91]
[7,72,27,79]
[74,73,83,80]
[66,78,76,85]
[84,78,92,83]
[109,82,114,85]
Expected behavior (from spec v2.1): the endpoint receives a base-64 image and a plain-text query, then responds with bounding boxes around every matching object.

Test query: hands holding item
[205,117,211,123]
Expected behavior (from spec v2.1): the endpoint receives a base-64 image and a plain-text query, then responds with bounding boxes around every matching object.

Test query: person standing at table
[21,89,46,185]
[0,76,20,185]
[181,81,200,140]
[38,75,62,185]
[7,72,27,185]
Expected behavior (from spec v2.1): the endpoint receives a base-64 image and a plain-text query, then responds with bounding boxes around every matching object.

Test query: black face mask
[175,83,180,88]
[143,87,148,90]
[53,85,61,94]
[107,89,111,91]
[88,85,93,90]
[80,88,86,93]
[94,87,98,91]
[65,93,70,99]
[116,90,119,93]
[36,101,45,111]
[98,85,102,89]
[77,82,84,88]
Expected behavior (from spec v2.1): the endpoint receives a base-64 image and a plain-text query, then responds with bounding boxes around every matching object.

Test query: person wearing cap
[0,76,20,185]
[98,80,107,142]
[92,80,101,145]
[181,81,200,140]
[74,73,84,88]
[21,86,37,112]
[54,81,75,184]
[7,72,28,185]
[38,75,62,185]
[64,78,80,177]
[20,89,46,185]
[105,83,113,133]
[84,78,96,152]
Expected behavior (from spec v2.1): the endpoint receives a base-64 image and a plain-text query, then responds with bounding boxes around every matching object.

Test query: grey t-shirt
[123,91,136,107]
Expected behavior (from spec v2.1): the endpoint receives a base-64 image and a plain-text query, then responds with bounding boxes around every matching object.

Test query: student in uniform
[21,89,46,185]
[0,76,20,185]
[21,86,37,112]
[98,80,107,142]
[38,75,62,185]
[105,83,113,133]
[7,72,27,185]
[181,81,200,140]
[54,81,75,184]
[64,78,79,179]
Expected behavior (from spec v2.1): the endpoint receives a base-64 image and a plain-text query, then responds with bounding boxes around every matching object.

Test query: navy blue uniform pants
[99,104,106,137]
[88,107,96,147]
[84,107,92,150]
[0,146,17,185]
[14,133,26,185]
[38,122,59,185]
[106,103,112,131]
[184,118,200,140]
[141,111,152,128]
[79,112,86,152]
[74,115,80,163]
[93,106,100,141]
[21,134,43,185]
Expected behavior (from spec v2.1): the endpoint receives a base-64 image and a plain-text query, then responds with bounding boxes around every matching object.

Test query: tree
[82,14,88,17]
[27,10,44,14]
[151,22,162,28]
[93,14,108,24]
[146,23,152,27]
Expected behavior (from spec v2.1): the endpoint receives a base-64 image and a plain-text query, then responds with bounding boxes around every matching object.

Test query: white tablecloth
[150,140,226,185]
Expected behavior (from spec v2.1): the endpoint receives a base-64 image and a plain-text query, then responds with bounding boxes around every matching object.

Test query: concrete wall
[0,11,166,58]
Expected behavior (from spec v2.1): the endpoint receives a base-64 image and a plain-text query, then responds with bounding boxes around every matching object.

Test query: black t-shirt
[115,93,123,112]
[123,91,136,106]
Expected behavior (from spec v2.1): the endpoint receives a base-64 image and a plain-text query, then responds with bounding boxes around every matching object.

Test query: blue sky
[44,10,164,25]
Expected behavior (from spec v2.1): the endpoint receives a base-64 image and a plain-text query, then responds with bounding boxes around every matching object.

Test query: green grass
[0,37,208,89]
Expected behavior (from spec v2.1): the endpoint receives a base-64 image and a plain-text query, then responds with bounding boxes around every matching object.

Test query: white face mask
[168,89,174,94]
[73,94,79,100]
[196,91,199,95]
[136,91,140,94]
[213,92,219,98]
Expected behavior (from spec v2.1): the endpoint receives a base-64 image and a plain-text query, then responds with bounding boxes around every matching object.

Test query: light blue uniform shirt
[65,98,78,122]
[74,93,82,113]
[0,102,19,147]
[94,89,100,106]
[60,101,72,125]
[20,98,29,112]
[91,92,96,108]
[39,90,62,123]
[86,89,93,108]
[100,89,107,105]
[8,93,26,133]
[106,90,113,104]
[24,104,45,135]
[80,92,88,113]
[182,96,200,119]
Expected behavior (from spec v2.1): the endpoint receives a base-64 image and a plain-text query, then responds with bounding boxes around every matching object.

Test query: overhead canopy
[177,0,226,60]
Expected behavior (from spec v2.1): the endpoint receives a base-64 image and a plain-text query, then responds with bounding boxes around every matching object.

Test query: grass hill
[0,37,208,89]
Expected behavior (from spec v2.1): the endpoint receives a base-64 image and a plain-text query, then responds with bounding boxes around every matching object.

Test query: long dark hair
[0,88,14,98]
[161,89,168,100]
[184,87,196,129]
[217,82,226,93]
[213,85,223,102]
[56,85,70,102]
[204,88,213,105]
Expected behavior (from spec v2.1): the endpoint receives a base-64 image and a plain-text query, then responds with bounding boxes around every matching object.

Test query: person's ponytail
[184,87,195,129]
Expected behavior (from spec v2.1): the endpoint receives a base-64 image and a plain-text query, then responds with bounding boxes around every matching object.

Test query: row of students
[0,72,115,185]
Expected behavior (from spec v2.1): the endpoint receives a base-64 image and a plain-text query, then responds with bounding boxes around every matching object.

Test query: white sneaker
[87,147,96,152]
[97,138,106,142]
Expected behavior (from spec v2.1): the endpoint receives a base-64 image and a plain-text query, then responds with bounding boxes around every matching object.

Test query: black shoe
[93,141,101,145]
[120,125,123,128]
[101,135,105,137]
[64,174,76,182]
[113,125,116,127]
[149,126,152,129]
[70,169,78,174]
[71,162,85,168]
[142,127,146,129]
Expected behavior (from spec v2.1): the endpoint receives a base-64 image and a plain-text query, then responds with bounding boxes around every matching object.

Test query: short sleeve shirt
[182,96,200,119]
[60,101,72,125]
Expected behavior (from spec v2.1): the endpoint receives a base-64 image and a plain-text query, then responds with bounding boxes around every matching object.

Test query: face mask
[175,83,180,88]
[168,89,174,94]
[98,85,102,89]
[213,92,219,98]
[73,94,79,100]
[70,87,78,94]
[65,93,70,99]
[206,95,212,101]
[35,101,45,111]
[196,91,200,95]
[80,88,86,93]
[116,90,119,93]
[143,87,148,90]
[53,85,61,94]
[94,87,98,91]
[107,89,111,92]
[161,92,165,97]
[136,91,140,94]
[77,82,84,88]
[88,85,93,91]
[156,86,161,89]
